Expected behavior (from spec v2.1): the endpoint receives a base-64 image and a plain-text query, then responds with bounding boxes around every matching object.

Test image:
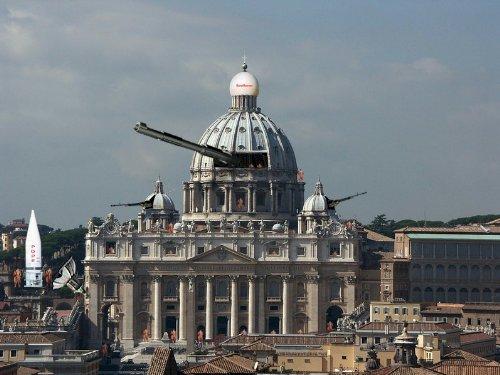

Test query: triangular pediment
[190,245,256,264]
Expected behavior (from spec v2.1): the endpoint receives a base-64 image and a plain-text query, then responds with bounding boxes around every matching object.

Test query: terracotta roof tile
[357,322,456,333]
[0,332,64,344]
[431,363,500,375]
[370,366,443,375]
[147,347,177,375]
[183,354,257,374]
[395,225,500,234]
[459,331,495,345]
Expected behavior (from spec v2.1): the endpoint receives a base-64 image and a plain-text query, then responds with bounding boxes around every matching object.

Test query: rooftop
[395,224,500,234]
[460,331,495,345]
[365,228,394,242]
[357,322,457,333]
[0,332,65,344]
[183,354,258,374]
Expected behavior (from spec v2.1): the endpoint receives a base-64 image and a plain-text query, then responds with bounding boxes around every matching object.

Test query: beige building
[370,301,421,322]
[391,223,500,303]
[1,234,12,252]
[84,63,363,350]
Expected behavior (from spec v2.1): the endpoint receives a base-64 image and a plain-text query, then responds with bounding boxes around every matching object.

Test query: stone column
[252,186,257,213]
[178,277,187,341]
[230,275,239,336]
[186,276,196,351]
[271,183,277,215]
[152,276,162,340]
[282,275,290,334]
[247,186,253,213]
[258,276,266,333]
[203,186,208,212]
[189,185,194,213]
[183,182,190,214]
[228,185,233,212]
[206,185,212,213]
[248,276,256,334]
[121,274,135,348]
[306,275,319,333]
[205,276,214,341]
[87,273,100,348]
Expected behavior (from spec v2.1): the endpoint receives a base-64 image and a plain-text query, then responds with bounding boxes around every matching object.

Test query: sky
[0,1,499,229]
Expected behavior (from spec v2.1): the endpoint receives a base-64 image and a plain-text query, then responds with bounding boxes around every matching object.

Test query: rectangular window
[239,282,248,299]
[297,247,306,256]
[0,350,3,357]
[270,305,279,311]
[329,243,340,257]
[287,359,293,363]
[305,359,311,363]
[105,241,117,255]
[267,247,280,256]
[164,244,177,255]
[140,245,149,256]
[240,305,248,311]
[361,337,367,344]
[454,318,459,325]
[167,305,175,310]
[239,246,248,255]
[402,308,407,315]
[394,308,399,315]
[10,350,17,358]
[197,305,205,311]
[342,356,347,360]
[375,337,381,344]
[197,246,205,255]
[467,318,472,325]
[477,319,481,325]
[413,308,419,315]
[33,349,40,355]
[383,307,389,314]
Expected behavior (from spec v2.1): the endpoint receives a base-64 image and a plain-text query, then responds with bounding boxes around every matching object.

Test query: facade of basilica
[84,63,363,349]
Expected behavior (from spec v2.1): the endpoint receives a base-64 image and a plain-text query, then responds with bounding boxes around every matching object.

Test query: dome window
[238,145,246,150]
[239,127,246,133]
[213,128,219,133]
[225,127,232,133]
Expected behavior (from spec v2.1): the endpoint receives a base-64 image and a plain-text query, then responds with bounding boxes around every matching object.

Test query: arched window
[197,282,205,299]
[483,288,492,302]
[471,288,480,302]
[494,266,500,281]
[105,279,115,297]
[470,265,480,281]
[255,190,266,210]
[483,266,492,281]
[297,282,306,299]
[459,265,468,280]
[164,279,177,297]
[215,190,225,212]
[459,288,468,303]
[329,280,341,300]
[267,280,280,298]
[412,287,422,301]
[424,265,433,280]
[140,282,149,299]
[411,265,421,281]
[494,288,500,302]
[234,189,247,212]
[447,288,457,302]
[215,278,229,298]
[447,265,457,280]
[435,265,445,280]
[424,287,433,302]
[435,287,445,302]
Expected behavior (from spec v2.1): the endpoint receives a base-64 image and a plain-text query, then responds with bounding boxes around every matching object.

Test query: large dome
[191,64,297,173]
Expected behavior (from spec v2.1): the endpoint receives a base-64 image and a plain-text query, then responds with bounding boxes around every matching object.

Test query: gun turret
[326,191,367,210]
[134,122,238,167]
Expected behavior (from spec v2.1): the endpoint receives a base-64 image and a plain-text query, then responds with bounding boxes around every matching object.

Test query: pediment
[190,245,256,264]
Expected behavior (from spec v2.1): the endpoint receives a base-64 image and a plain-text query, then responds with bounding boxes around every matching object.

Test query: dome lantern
[229,62,259,110]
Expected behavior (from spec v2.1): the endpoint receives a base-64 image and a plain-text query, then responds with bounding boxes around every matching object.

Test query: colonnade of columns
[149,273,320,341]
[182,182,303,215]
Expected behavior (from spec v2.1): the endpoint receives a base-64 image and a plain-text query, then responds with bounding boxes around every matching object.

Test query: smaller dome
[145,179,176,211]
[302,180,328,213]
[230,71,259,97]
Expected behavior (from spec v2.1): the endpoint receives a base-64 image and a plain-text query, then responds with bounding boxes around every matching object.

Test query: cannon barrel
[134,122,238,166]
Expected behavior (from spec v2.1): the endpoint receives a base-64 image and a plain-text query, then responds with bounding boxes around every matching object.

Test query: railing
[266,297,281,302]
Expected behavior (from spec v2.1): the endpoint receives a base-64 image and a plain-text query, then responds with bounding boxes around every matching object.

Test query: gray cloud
[1,1,499,228]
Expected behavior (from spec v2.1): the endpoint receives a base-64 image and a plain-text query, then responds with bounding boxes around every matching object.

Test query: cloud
[388,57,452,82]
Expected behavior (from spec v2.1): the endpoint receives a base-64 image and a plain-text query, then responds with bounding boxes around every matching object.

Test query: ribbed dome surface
[302,180,328,213]
[190,110,297,172]
[145,179,176,211]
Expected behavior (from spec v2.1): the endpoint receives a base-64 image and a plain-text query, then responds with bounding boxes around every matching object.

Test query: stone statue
[44,267,53,287]
[197,329,204,342]
[247,220,254,231]
[232,220,239,233]
[190,221,196,233]
[205,220,212,233]
[259,220,265,232]
[142,328,150,342]
[326,321,334,332]
[128,220,134,233]
[12,268,22,288]
[170,329,177,343]
[87,218,95,233]
[283,220,289,234]
[220,217,227,231]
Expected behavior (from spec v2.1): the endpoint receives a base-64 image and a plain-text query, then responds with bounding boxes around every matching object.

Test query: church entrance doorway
[268,316,280,333]
[165,316,177,334]
[216,316,228,336]
[326,305,343,331]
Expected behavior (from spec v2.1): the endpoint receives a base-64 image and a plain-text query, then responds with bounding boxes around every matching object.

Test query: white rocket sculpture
[25,210,43,288]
